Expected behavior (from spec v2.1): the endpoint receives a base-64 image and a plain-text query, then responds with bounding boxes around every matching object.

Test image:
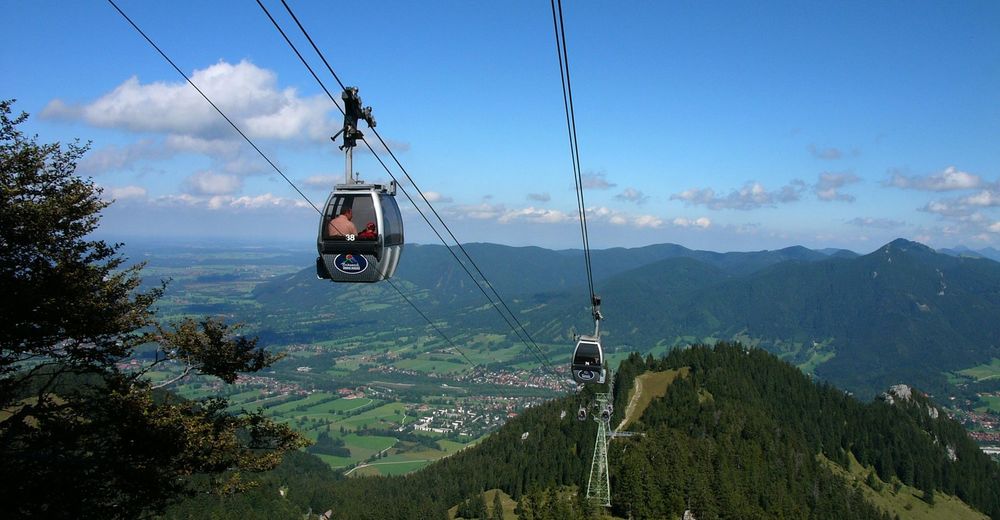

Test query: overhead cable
[106,0,493,384]
[550,0,598,316]
[262,0,570,389]
[273,0,561,383]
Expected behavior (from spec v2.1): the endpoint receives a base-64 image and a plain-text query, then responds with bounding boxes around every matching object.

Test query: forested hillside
[599,239,1000,397]
[164,344,1000,519]
[246,239,1000,399]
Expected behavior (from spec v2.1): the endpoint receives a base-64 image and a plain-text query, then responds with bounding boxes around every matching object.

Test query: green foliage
[625,343,1000,519]
[491,490,504,520]
[0,101,307,519]
[162,344,1000,519]
[248,236,1000,401]
[156,317,283,386]
[308,430,351,458]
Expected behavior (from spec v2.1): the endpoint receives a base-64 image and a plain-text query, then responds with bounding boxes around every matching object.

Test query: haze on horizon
[3,1,999,253]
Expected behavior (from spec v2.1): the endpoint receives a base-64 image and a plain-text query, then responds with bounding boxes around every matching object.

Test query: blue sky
[4,1,999,253]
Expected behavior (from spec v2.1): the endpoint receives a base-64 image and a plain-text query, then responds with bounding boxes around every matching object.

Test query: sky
[3,0,999,253]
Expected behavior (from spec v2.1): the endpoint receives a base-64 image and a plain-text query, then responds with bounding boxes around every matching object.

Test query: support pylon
[585,390,612,507]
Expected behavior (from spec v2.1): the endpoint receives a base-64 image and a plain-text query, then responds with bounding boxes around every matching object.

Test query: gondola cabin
[571,334,606,384]
[316,182,403,283]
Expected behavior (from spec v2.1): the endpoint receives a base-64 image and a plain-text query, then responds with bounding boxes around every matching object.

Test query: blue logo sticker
[334,253,368,275]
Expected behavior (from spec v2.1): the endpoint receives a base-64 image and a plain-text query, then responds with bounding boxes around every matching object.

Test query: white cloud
[43,60,336,141]
[885,166,982,191]
[960,189,1000,207]
[587,206,664,228]
[106,185,147,200]
[527,192,551,202]
[228,193,310,209]
[990,222,1000,233]
[164,135,241,156]
[183,171,243,196]
[921,199,970,217]
[671,180,805,210]
[155,192,309,211]
[633,215,665,228]
[424,191,454,203]
[615,187,648,204]
[672,217,711,229]
[499,207,573,224]
[815,172,861,202]
[580,171,616,190]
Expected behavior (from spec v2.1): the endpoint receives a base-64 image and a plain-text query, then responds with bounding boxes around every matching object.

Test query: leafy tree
[0,100,307,519]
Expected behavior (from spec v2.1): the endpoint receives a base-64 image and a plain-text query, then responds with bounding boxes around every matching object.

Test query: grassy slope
[820,453,988,520]
[960,358,1000,381]
[446,489,569,520]
[617,368,990,519]
[616,368,689,431]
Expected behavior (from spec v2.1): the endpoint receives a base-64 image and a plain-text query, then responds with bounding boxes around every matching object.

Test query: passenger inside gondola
[327,208,357,238]
[357,221,377,240]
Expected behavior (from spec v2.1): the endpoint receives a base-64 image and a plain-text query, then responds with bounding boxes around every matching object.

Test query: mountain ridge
[246,238,1000,398]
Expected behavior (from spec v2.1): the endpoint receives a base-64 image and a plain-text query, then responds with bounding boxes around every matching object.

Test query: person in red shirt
[357,221,377,240]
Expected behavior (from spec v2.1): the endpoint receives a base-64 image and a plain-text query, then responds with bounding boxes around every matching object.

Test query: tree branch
[150,364,193,390]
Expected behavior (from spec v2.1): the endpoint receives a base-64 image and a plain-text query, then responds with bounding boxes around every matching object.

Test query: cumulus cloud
[921,185,1000,218]
[423,191,453,203]
[527,192,551,202]
[183,171,243,196]
[814,172,861,202]
[105,185,147,200]
[615,187,648,204]
[990,222,1000,233]
[847,217,905,229]
[671,217,711,229]
[580,171,616,190]
[920,199,971,217]
[164,135,241,156]
[916,197,1000,239]
[671,180,806,210]
[155,192,310,211]
[960,189,1000,208]
[499,207,573,224]
[449,203,669,229]
[42,60,336,141]
[884,166,982,191]
[634,214,666,228]
[587,207,663,228]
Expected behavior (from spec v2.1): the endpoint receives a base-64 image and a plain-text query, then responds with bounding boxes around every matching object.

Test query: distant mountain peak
[883,238,935,254]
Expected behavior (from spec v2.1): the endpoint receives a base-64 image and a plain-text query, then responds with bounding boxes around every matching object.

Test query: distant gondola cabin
[571,335,605,384]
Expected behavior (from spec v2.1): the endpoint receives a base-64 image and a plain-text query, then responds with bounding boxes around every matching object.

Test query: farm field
[959,358,1000,381]
[127,243,576,475]
[976,395,1000,413]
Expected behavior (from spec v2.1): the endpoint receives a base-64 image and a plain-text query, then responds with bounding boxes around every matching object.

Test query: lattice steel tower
[585,389,612,506]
